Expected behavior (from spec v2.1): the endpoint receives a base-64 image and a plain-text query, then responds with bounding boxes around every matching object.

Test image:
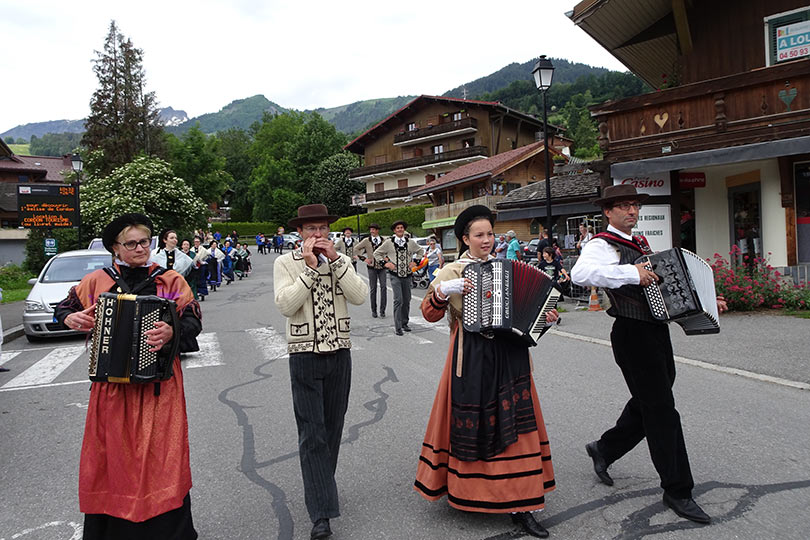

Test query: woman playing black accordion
[55,214,201,540]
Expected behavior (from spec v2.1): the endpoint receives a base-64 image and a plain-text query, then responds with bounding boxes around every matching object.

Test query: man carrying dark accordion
[55,213,201,540]
[571,185,727,526]
[414,205,559,539]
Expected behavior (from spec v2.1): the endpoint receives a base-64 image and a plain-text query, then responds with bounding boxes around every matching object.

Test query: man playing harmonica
[571,184,727,525]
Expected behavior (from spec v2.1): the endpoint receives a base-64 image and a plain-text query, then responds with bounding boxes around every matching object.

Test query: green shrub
[332,205,429,236]
[0,264,36,290]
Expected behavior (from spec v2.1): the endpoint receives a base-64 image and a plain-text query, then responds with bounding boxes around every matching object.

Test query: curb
[3,325,25,344]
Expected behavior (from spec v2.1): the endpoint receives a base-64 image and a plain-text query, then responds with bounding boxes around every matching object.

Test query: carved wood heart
[654,112,669,128]
[778,87,798,112]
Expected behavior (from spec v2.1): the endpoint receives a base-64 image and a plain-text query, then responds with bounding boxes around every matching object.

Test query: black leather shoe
[395,329,404,336]
[510,512,549,538]
[310,518,332,539]
[586,441,614,486]
[663,493,711,524]
[402,325,412,332]
[371,312,378,318]
[380,312,386,318]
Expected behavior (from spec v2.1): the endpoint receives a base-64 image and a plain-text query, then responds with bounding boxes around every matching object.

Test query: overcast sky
[0,0,626,133]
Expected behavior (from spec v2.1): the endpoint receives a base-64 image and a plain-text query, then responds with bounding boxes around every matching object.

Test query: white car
[23,249,112,342]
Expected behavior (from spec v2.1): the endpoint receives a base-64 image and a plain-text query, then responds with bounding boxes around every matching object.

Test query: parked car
[23,249,112,342]
[282,233,301,250]
[88,236,157,251]
[523,238,541,261]
[327,231,343,244]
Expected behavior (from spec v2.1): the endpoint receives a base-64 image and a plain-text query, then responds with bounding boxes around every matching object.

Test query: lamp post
[70,153,83,245]
[532,55,555,238]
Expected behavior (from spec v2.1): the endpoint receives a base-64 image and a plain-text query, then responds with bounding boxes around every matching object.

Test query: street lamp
[70,153,83,245]
[532,55,555,238]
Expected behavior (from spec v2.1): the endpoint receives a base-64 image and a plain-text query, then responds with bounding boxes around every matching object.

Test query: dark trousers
[598,317,694,498]
[390,274,411,331]
[289,349,352,522]
[367,266,387,315]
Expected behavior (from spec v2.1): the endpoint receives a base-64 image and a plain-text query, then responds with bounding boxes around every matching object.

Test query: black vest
[598,233,662,324]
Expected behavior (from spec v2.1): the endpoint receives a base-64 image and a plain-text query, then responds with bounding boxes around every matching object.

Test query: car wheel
[25,333,44,343]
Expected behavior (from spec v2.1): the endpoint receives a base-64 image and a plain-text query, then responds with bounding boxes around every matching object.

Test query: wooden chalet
[569,0,810,275]
[344,95,567,213]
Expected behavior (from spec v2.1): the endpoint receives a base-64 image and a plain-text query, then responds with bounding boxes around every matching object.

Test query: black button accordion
[635,248,720,335]
[88,293,181,383]
[461,259,561,347]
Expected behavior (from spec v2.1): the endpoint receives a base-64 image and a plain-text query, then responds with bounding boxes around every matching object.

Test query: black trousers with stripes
[597,317,695,499]
[289,349,352,523]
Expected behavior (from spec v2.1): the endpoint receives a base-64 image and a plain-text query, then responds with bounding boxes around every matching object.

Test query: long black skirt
[83,493,197,540]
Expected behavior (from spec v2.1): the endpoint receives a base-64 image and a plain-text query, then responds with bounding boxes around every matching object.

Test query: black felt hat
[102,213,154,254]
[368,223,381,230]
[454,205,494,245]
[590,184,649,208]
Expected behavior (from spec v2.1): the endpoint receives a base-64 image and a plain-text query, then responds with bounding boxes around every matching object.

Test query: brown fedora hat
[591,184,650,208]
[288,204,339,228]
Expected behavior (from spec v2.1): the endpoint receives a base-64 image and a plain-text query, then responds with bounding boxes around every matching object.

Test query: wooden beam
[672,0,693,55]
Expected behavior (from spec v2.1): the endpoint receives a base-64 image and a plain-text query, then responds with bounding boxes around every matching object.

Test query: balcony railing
[590,59,810,162]
[424,195,506,222]
[349,146,489,178]
[365,186,418,203]
[393,117,478,145]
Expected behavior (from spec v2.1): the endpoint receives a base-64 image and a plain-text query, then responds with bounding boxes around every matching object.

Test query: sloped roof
[497,167,601,208]
[412,141,551,196]
[0,154,71,182]
[344,95,549,154]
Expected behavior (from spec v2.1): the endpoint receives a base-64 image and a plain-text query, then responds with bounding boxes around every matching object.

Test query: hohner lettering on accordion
[462,259,560,347]
[636,248,720,335]
[88,293,181,383]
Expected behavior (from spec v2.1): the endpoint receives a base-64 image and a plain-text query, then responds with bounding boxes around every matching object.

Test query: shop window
[728,184,762,265]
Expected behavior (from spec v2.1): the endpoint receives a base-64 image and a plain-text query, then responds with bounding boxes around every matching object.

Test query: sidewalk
[0,300,26,343]
[554,297,810,386]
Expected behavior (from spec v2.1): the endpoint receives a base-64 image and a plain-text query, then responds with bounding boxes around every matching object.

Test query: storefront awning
[611,135,810,177]
[496,202,597,222]
[422,217,457,229]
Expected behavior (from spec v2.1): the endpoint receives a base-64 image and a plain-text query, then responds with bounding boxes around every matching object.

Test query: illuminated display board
[17,184,78,228]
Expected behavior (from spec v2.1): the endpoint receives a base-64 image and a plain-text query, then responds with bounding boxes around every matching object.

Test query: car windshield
[41,255,111,283]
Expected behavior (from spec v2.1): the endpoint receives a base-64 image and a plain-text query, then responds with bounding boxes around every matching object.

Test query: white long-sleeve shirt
[570,225,641,289]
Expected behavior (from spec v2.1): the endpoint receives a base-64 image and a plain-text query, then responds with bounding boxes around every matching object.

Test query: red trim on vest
[592,232,647,255]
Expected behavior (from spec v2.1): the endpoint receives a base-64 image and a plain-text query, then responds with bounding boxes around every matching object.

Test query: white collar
[607,224,633,240]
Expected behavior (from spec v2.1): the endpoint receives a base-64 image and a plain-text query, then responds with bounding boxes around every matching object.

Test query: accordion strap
[103,266,167,295]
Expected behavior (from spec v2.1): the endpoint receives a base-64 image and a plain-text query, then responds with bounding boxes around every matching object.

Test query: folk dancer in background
[273,204,368,540]
[414,205,558,538]
[334,227,358,270]
[373,220,424,336]
[152,229,193,277]
[571,184,728,525]
[354,223,387,318]
[189,236,210,302]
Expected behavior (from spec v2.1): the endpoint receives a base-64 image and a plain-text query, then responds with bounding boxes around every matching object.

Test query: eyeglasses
[613,202,642,211]
[116,238,151,251]
[302,225,331,234]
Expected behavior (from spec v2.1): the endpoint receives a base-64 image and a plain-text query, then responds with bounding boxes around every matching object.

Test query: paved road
[1,252,808,539]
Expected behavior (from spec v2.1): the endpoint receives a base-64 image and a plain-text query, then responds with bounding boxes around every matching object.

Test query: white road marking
[183,333,225,369]
[245,326,289,361]
[0,350,22,366]
[1,346,85,389]
[0,520,83,540]
[405,332,433,345]
[549,328,810,391]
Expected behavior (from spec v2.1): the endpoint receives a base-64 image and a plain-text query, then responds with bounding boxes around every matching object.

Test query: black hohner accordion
[635,248,720,335]
[88,293,181,383]
[462,259,561,346]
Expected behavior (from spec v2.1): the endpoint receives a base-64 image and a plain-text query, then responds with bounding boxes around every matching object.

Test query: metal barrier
[561,256,591,306]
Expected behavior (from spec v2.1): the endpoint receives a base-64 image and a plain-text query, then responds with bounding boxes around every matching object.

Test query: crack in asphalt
[218,329,399,540]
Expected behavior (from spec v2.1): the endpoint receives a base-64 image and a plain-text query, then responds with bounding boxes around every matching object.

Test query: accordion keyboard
[528,288,562,343]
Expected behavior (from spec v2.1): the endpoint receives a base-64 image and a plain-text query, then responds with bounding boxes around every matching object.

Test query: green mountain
[167,95,287,135]
[312,96,416,136]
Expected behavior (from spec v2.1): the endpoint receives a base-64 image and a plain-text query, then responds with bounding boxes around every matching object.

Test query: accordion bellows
[462,259,560,347]
[636,248,720,335]
[89,293,180,383]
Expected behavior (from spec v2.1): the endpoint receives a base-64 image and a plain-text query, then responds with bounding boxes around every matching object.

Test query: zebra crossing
[0,323,449,393]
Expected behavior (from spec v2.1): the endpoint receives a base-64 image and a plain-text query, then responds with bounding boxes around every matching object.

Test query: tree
[29,132,84,157]
[82,20,165,176]
[309,153,364,216]
[80,156,208,238]
[166,125,231,204]
[3,136,13,144]
[289,112,347,194]
[252,187,306,225]
[216,128,256,221]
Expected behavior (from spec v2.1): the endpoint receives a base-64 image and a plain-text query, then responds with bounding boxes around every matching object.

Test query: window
[453,112,463,121]
[407,122,417,132]
[462,138,475,148]
[398,179,408,189]
[437,192,446,206]
[765,8,810,65]
[437,172,446,178]
[463,186,474,200]
[448,190,454,204]
[374,154,387,165]
[432,144,444,154]
[374,182,385,192]
[18,175,29,182]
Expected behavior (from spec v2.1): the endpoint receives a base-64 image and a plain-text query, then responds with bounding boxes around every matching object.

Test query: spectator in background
[576,223,593,254]
[425,235,444,283]
[494,235,508,259]
[505,230,522,261]
[213,230,221,243]
[537,230,550,254]
[256,233,265,255]
[540,246,570,301]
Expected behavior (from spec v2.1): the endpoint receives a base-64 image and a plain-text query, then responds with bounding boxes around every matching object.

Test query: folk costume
[151,246,193,277]
[334,230,357,270]
[273,205,368,531]
[354,226,387,317]
[571,184,708,524]
[55,214,202,539]
[373,222,424,334]
[414,206,555,518]
[188,245,210,301]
